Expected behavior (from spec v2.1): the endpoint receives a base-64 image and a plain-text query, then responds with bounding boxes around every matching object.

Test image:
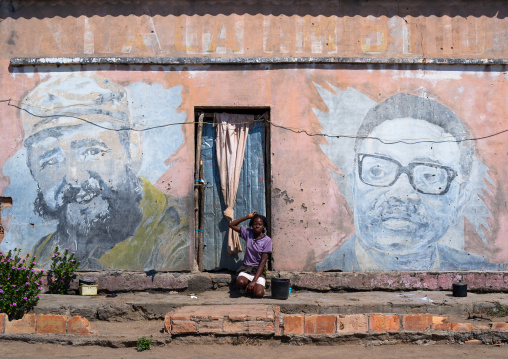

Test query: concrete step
[0,320,170,348]
[32,290,508,322]
[2,291,508,347]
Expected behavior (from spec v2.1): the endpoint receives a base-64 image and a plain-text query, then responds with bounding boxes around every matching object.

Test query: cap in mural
[21,74,131,139]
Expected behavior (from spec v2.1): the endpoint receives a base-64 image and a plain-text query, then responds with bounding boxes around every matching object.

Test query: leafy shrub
[487,302,508,318]
[48,246,80,294]
[136,335,152,351]
[0,248,44,320]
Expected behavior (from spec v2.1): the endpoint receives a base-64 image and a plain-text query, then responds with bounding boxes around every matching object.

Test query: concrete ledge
[32,290,508,322]
[60,271,231,294]
[10,56,508,66]
[60,271,508,294]
[0,313,94,335]
[277,271,508,293]
[0,333,170,348]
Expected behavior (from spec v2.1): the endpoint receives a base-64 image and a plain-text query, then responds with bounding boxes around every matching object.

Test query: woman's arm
[246,253,269,291]
[228,212,257,233]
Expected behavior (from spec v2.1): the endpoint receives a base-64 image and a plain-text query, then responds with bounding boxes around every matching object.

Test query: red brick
[66,316,92,335]
[471,322,490,330]
[465,339,483,345]
[164,313,171,334]
[248,321,274,334]
[36,314,67,334]
[284,315,304,335]
[304,315,335,334]
[337,314,368,334]
[4,314,36,334]
[433,323,452,330]
[432,316,450,325]
[369,314,400,332]
[0,313,5,334]
[171,313,191,320]
[266,308,274,320]
[228,306,268,321]
[402,314,432,331]
[198,320,223,333]
[491,322,508,331]
[273,306,281,336]
[169,305,272,321]
[228,313,248,321]
[223,320,274,334]
[171,320,197,334]
[451,323,471,332]
[432,316,451,330]
[224,320,249,333]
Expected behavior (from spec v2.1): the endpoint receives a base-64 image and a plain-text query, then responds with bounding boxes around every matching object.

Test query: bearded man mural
[21,75,188,270]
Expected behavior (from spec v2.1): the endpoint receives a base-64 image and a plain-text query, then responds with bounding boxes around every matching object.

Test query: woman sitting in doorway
[228,212,272,298]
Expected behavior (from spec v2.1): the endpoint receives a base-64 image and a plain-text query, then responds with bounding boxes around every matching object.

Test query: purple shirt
[240,227,272,267]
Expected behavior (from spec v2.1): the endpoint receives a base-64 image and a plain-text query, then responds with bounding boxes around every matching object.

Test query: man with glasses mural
[317,93,504,271]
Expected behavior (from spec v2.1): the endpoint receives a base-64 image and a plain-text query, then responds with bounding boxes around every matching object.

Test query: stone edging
[61,271,508,293]
[164,305,508,341]
[0,313,94,335]
[279,272,508,292]
[282,313,508,335]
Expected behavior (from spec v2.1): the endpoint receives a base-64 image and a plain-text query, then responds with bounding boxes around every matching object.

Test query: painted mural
[0,73,190,271]
[315,87,506,271]
[1,65,507,273]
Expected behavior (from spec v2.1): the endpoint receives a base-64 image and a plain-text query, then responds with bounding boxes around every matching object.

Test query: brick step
[164,305,508,338]
[1,308,508,346]
[0,313,94,335]
[165,305,280,335]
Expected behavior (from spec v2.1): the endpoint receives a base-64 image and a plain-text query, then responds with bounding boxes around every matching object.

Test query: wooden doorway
[194,108,270,271]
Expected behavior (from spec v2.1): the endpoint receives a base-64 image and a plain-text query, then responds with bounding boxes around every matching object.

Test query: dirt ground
[1,341,507,359]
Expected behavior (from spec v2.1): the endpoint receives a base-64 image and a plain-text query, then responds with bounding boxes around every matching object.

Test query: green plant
[48,246,80,294]
[0,248,44,320]
[487,302,508,318]
[136,335,152,351]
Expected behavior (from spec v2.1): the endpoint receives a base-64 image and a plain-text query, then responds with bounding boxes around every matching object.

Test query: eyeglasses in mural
[315,89,505,271]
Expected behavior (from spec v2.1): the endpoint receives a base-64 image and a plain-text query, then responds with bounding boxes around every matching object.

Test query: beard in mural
[317,93,505,271]
[32,161,143,268]
[19,74,189,270]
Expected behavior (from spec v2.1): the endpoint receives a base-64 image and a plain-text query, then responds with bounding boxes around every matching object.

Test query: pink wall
[1,1,507,272]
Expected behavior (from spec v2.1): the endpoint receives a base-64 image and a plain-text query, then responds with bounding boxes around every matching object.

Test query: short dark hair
[249,214,268,231]
[354,93,474,177]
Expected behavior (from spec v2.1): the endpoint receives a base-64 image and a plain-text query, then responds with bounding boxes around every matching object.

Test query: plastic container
[271,278,290,300]
[79,284,98,296]
[452,283,467,297]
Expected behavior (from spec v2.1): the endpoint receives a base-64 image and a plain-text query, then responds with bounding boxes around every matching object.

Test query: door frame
[194,107,271,271]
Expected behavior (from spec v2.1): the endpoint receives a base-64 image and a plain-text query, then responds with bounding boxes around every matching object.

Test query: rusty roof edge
[9,56,508,66]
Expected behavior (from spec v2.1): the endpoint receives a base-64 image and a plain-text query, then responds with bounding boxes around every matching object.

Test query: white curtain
[215,113,254,255]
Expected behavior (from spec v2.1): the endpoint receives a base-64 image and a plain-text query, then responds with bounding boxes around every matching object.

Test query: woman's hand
[246,281,256,292]
[229,212,257,233]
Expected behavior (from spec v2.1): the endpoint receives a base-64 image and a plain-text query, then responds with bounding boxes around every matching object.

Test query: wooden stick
[194,113,204,271]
